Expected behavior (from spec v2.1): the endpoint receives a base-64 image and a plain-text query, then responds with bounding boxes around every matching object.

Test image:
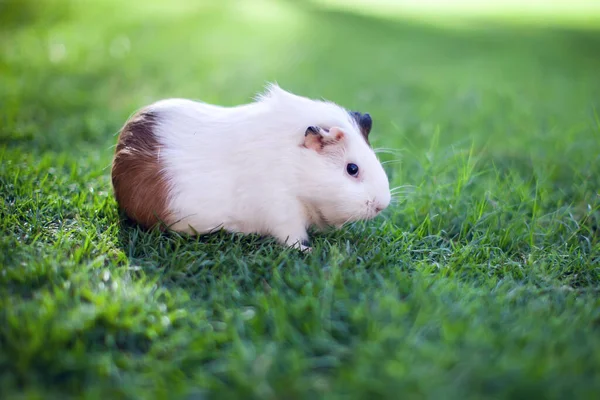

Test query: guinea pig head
[301,116,391,227]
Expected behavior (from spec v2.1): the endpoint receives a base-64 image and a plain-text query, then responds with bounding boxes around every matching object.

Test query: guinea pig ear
[349,111,372,143]
[304,126,344,152]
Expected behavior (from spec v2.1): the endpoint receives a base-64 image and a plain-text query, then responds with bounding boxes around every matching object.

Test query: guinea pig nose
[375,199,389,214]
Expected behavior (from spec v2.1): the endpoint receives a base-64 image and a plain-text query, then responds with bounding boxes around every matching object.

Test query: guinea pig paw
[296,239,312,253]
[300,244,313,253]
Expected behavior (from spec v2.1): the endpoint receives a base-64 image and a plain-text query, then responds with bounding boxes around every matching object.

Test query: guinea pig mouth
[369,210,382,220]
[366,201,384,219]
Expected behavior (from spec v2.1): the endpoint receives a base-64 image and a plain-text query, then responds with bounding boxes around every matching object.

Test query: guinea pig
[111,84,391,251]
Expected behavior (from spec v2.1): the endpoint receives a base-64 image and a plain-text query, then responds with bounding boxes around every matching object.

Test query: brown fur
[111,110,171,229]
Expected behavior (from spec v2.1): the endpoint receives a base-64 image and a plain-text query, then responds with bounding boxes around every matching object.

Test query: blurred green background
[1,0,600,399]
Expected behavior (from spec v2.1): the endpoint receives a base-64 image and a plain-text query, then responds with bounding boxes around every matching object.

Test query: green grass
[2,0,600,398]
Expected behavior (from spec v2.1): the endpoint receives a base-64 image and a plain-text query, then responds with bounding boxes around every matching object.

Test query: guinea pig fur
[111,84,391,251]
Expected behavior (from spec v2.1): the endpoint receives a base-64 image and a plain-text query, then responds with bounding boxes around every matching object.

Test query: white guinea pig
[111,84,391,251]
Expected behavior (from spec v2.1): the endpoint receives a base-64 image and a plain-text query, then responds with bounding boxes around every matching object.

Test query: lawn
[1,0,600,398]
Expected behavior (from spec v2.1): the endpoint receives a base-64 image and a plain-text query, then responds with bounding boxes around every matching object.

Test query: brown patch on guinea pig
[111,110,171,229]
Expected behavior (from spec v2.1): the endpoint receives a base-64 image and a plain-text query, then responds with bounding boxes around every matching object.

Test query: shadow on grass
[113,215,290,294]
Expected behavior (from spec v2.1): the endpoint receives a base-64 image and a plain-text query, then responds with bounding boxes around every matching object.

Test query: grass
[1,0,600,398]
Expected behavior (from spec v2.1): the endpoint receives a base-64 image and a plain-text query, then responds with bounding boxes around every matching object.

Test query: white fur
[149,84,391,249]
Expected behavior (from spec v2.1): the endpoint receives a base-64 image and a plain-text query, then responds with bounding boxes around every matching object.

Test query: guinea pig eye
[346,163,359,177]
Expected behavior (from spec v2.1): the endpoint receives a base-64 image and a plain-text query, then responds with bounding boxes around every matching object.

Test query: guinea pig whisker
[390,185,416,192]
[341,214,358,227]
[390,194,409,201]
[390,192,412,198]
[373,147,406,156]
[381,159,403,166]
[339,210,362,228]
